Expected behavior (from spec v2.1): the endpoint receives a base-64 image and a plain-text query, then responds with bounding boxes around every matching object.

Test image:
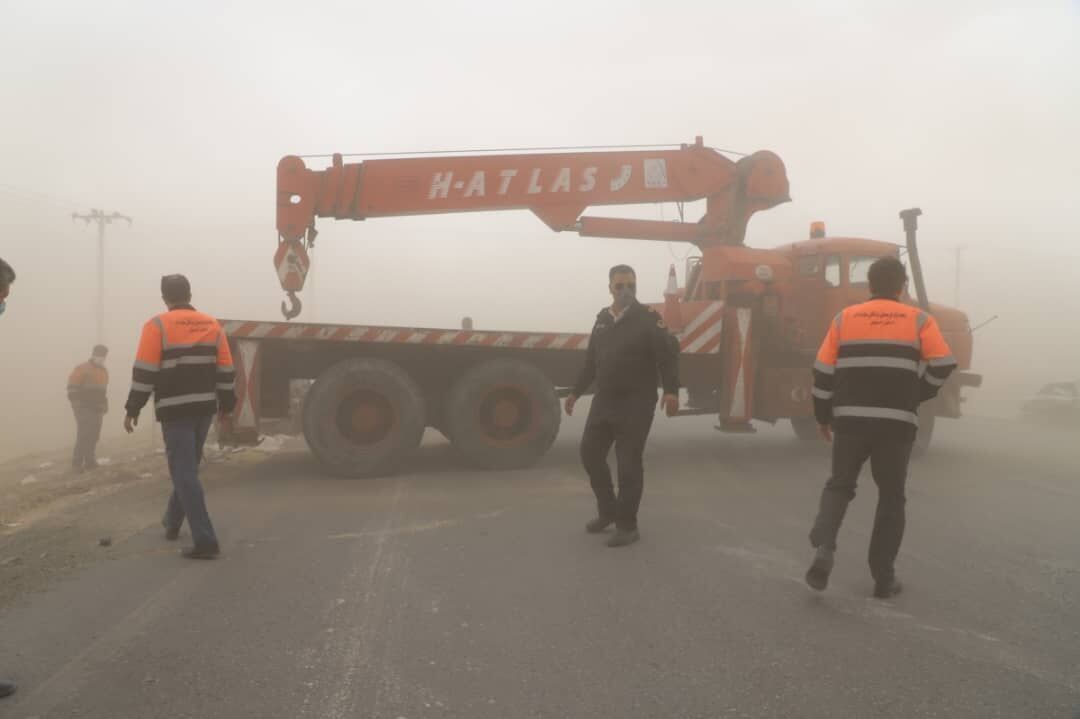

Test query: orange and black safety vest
[813,297,957,441]
[124,305,237,422]
[68,360,109,413]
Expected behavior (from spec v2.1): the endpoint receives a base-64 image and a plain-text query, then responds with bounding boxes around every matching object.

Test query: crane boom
[274,136,790,318]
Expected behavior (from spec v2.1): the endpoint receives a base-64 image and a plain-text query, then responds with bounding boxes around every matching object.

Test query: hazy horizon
[2,0,1078,457]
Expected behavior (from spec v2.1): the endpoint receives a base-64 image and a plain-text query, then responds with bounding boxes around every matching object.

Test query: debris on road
[98,537,112,547]
[252,435,288,453]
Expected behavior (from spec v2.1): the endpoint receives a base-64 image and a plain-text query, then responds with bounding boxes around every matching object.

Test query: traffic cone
[663,264,682,331]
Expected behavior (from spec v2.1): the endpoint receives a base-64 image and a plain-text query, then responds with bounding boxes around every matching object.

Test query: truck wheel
[790,417,819,441]
[445,359,560,470]
[302,358,426,478]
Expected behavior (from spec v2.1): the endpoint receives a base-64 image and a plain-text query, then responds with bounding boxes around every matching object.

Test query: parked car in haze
[1021,382,1080,423]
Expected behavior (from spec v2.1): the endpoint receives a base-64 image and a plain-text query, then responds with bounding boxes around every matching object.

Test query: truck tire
[790,417,819,441]
[445,359,560,470]
[302,358,426,478]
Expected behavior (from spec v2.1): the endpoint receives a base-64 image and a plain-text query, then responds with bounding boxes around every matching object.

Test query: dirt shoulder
[0,434,293,608]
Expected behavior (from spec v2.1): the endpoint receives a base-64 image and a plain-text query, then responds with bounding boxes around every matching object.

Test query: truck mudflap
[221,338,262,446]
[934,372,982,419]
[956,372,983,388]
[716,306,755,431]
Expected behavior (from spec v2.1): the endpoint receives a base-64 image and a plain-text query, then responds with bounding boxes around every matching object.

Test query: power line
[297,143,748,159]
[0,183,85,213]
[0,184,83,212]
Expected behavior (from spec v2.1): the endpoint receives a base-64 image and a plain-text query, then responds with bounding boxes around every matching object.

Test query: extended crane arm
[274,136,790,318]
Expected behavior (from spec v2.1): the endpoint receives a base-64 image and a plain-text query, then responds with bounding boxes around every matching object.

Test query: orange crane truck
[221,137,981,476]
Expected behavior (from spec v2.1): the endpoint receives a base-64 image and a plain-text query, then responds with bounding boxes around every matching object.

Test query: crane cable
[660,202,695,263]
[297,143,748,159]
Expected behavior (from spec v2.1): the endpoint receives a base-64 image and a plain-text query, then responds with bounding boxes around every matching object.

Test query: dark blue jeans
[162,414,218,548]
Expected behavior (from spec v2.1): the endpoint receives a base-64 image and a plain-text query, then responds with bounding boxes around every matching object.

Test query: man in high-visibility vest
[123,275,236,559]
[806,257,956,598]
[0,256,17,699]
[67,345,110,472]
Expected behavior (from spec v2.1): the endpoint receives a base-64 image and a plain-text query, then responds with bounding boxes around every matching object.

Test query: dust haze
[1,0,1077,459]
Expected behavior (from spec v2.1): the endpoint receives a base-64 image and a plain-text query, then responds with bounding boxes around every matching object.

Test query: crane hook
[281,291,302,320]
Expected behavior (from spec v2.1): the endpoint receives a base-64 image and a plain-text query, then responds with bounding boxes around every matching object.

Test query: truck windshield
[848,255,885,285]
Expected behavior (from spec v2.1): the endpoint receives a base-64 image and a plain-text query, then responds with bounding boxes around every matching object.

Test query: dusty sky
[1,0,1078,456]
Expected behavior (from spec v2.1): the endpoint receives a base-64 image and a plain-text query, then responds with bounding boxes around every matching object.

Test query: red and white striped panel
[725,307,754,422]
[676,301,724,355]
[232,338,260,433]
[222,305,726,356]
[221,320,590,352]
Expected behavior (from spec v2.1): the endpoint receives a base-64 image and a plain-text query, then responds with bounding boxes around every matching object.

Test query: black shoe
[162,521,180,542]
[181,544,220,560]
[585,516,615,534]
[805,555,834,592]
[0,679,16,698]
[873,577,903,599]
[606,528,640,548]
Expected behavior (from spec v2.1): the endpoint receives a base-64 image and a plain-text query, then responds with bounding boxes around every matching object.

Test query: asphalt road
[1,410,1078,718]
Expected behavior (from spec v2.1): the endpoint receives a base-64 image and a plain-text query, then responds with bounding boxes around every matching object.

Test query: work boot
[585,516,615,534]
[0,679,16,698]
[805,547,834,591]
[162,520,180,542]
[85,460,99,470]
[873,577,903,599]
[181,544,220,560]
[606,528,640,548]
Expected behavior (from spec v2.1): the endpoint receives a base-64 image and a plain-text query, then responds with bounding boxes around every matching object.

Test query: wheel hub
[336,389,396,445]
[477,387,534,443]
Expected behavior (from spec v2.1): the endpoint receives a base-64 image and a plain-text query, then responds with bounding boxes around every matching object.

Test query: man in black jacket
[565,265,680,547]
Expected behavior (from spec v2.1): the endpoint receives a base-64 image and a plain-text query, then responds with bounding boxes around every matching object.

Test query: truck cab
[777,224,979,421]
[778,233,907,352]
[777,229,974,371]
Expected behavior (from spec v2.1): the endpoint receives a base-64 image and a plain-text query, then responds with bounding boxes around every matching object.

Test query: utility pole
[72,209,132,343]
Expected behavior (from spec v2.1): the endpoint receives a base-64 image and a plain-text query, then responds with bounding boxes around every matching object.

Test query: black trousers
[580,396,656,531]
[809,432,913,583]
[72,407,104,469]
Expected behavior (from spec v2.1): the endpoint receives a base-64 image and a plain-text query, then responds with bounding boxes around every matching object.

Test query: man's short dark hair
[0,257,14,290]
[161,274,192,304]
[609,264,636,282]
[868,257,907,297]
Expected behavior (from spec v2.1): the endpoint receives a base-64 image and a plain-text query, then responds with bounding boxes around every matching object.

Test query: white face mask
[91,357,106,368]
